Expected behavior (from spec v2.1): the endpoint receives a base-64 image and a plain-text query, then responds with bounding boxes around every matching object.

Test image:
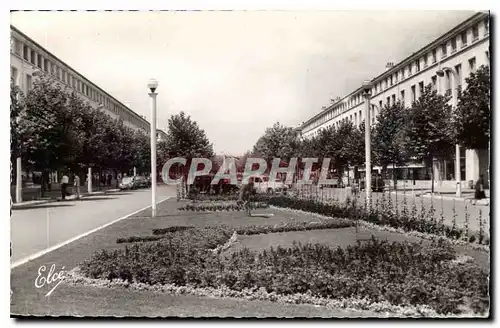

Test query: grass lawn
[11,198,490,317]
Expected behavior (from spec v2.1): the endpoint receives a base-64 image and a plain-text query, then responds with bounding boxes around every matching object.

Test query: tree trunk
[431,165,435,194]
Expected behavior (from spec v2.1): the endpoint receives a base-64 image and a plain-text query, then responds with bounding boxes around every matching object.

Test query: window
[57,67,61,80]
[26,74,32,91]
[451,37,457,52]
[431,75,437,91]
[43,59,49,72]
[461,31,468,47]
[432,49,437,63]
[469,57,476,72]
[486,50,490,62]
[10,66,18,84]
[72,76,76,88]
[445,71,452,95]
[411,85,416,102]
[37,54,43,68]
[401,69,405,80]
[62,70,67,83]
[394,73,398,83]
[419,82,424,97]
[386,96,390,106]
[424,54,428,67]
[416,59,420,72]
[392,94,396,105]
[30,50,36,65]
[359,110,362,122]
[441,43,447,57]
[400,89,405,104]
[455,64,462,92]
[23,45,29,61]
[14,39,22,55]
[379,100,383,109]
[390,75,393,86]
[484,18,489,35]
[472,24,479,40]
[408,64,413,76]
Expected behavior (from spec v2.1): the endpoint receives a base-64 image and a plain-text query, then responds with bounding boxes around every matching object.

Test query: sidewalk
[12,187,121,209]
[389,186,489,204]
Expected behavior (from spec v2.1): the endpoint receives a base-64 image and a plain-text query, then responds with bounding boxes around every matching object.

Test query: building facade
[10,25,161,136]
[299,12,490,188]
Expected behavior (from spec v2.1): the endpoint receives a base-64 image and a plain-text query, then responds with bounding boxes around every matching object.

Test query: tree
[164,111,215,186]
[453,65,490,150]
[372,101,409,177]
[252,122,301,163]
[404,84,454,193]
[10,80,24,164]
[21,74,84,194]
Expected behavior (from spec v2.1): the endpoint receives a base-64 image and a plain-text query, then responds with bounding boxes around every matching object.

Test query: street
[10,185,176,265]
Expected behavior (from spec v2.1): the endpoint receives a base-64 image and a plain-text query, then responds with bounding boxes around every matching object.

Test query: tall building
[10,25,168,140]
[299,12,490,188]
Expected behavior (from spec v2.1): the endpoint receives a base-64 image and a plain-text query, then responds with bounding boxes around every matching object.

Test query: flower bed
[179,201,269,212]
[265,196,487,245]
[81,227,489,316]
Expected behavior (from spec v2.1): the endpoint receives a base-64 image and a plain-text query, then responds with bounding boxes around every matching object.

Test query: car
[360,176,386,192]
[253,175,287,194]
[119,176,137,190]
[134,176,151,188]
[319,174,343,188]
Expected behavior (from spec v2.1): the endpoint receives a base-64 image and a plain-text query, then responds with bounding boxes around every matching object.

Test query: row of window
[303,17,489,134]
[11,34,149,132]
[305,54,484,138]
[372,18,488,96]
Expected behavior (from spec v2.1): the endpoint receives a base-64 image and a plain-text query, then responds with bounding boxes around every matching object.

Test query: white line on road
[11,196,172,270]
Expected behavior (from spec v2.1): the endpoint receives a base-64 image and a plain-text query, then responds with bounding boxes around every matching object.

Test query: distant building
[10,25,150,133]
[299,12,490,188]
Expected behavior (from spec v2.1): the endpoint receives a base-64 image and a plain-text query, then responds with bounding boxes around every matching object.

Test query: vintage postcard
[9,9,490,319]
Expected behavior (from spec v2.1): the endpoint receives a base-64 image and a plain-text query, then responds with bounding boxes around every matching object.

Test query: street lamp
[148,78,158,217]
[436,66,461,197]
[362,80,373,207]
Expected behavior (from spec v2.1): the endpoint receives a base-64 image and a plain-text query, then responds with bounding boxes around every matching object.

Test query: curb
[12,188,123,209]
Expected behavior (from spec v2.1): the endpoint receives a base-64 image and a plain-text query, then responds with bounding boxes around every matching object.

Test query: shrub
[82,228,489,315]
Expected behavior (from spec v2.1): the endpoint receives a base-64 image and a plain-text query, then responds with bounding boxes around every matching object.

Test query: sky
[11,10,476,155]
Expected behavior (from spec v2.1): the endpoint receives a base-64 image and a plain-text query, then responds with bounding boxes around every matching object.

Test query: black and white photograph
[8,6,492,319]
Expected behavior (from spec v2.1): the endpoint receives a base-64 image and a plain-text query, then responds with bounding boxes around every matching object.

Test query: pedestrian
[107,174,112,187]
[474,174,486,200]
[74,174,81,199]
[238,177,256,216]
[61,173,69,200]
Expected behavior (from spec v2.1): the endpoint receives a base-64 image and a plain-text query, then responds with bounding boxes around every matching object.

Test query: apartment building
[10,25,160,136]
[299,12,490,187]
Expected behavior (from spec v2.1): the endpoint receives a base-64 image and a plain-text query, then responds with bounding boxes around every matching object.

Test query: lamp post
[148,79,158,217]
[436,66,461,197]
[362,80,373,207]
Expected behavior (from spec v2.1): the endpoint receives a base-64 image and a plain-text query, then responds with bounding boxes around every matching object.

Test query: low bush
[83,228,489,315]
[265,196,471,243]
[179,201,269,212]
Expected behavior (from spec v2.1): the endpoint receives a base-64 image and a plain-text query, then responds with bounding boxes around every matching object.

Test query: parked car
[134,176,151,188]
[360,176,386,192]
[119,176,137,190]
[319,174,344,188]
[253,175,287,194]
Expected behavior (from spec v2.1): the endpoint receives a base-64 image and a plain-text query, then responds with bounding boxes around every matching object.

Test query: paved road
[295,187,490,234]
[11,185,176,265]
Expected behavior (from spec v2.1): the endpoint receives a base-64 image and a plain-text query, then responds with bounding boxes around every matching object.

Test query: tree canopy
[453,65,490,150]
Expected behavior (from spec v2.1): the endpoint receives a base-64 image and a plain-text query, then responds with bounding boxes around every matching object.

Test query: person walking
[474,174,486,200]
[74,174,81,199]
[238,177,256,216]
[60,173,69,200]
